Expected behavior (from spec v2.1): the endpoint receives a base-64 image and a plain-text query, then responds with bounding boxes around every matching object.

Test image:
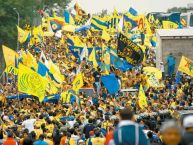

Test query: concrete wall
[156,37,193,73]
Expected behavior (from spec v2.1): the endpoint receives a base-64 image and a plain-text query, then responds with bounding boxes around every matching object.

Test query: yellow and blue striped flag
[63,10,75,25]
[90,16,108,30]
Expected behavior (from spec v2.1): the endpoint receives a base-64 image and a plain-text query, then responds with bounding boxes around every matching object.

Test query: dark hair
[147,131,153,138]
[39,134,45,140]
[120,108,134,120]
[30,131,36,140]
[62,130,67,136]
[88,118,93,123]
[7,130,13,138]
[23,137,33,145]
[94,128,100,137]
[0,130,3,139]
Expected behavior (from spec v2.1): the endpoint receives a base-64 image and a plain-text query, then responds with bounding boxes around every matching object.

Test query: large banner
[178,56,193,77]
[117,33,144,65]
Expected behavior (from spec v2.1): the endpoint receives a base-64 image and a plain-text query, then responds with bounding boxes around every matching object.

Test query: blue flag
[175,71,181,84]
[43,94,61,103]
[124,15,138,30]
[101,74,120,95]
[75,25,91,33]
[110,53,133,72]
[64,10,70,23]
[129,7,138,16]
[168,12,181,24]
[38,61,49,77]
[50,20,62,32]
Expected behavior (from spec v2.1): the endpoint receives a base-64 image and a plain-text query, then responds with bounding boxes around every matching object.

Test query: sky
[68,0,193,14]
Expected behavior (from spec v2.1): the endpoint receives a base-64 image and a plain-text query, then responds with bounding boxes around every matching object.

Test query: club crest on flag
[52,23,58,30]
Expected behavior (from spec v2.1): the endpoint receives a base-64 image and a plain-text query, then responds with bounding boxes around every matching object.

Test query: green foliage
[167,7,193,13]
[0,0,70,49]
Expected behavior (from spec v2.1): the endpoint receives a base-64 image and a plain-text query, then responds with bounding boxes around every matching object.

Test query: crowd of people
[0,4,193,145]
[0,34,193,145]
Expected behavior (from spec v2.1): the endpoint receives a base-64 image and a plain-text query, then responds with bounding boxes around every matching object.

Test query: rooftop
[156,29,193,37]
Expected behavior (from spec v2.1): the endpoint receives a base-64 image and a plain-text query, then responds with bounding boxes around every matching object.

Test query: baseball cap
[183,115,193,128]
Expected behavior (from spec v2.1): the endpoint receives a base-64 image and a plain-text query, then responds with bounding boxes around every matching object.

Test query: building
[188,3,193,9]
[156,29,193,72]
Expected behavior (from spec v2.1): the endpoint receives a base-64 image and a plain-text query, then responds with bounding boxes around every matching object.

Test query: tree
[101,9,108,17]
[167,6,193,13]
[0,0,70,49]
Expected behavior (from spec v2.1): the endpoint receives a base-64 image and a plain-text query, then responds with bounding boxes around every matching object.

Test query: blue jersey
[167,55,176,66]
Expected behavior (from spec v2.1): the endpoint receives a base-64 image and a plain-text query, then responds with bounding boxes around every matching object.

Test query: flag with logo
[143,67,163,88]
[4,65,18,75]
[72,73,84,92]
[123,15,138,30]
[162,21,179,29]
[107,9,121,30]
[18,64,48,102]
[138,84,148,109]
[74,2,89,25]
[50,20,62,32]
[178,56,193,77]
[74,2,86,16]
[143,67,162,80]
[117,33,144,65]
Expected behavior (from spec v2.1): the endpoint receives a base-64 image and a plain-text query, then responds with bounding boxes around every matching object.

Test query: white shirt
[160,64,164,72]
[22,119,36,132]
[3,115,9,121]
[68,120,76,129]
[55,30,62,38]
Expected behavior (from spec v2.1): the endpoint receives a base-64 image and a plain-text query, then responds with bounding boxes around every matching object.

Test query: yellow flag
[60,91,71,103]
[4,65,18,75]
[143,67,162,88]
[144,17,153,36]
[18,64,48,102]
[103,52,110,65]
[148,14,155,24]
[178,56,193,77]
[143,67,162,80]
[17,26,29,43]
[134,14,145,31]
[46,80,58,95]
[72,73,84,92]
[47,60,64,83]
[162,21,178,29]
[2,45,19,67]
[113,8,118,16]
[33,25,43,36]
[138,84,148,109]
[26,51,38,70]
[89,48,98,68]
[102,30,111,42]
[21,50,28,65]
